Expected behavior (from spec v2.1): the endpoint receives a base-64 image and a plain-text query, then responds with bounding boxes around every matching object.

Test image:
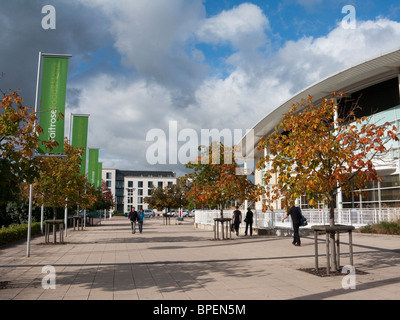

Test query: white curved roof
[241,47,400,159]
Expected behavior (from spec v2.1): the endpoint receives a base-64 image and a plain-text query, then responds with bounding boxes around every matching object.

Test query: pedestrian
[232,206,242,236]
[282,204,302,246]
[128,207,139,234]
[138,208,145,233]
[244,207,253,236]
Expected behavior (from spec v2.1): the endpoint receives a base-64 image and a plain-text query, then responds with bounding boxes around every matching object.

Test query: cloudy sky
[1,0,400,176]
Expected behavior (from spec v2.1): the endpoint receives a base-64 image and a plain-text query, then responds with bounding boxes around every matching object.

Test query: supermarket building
[240,48,400,211]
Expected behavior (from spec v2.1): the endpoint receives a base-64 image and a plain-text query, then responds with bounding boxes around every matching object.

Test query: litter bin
[124,212,128,217]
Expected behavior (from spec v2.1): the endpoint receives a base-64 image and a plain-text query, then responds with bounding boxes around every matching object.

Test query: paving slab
[0,216,399,301]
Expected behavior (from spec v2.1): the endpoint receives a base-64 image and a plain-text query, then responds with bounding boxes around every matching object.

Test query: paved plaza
[0,216,399,300]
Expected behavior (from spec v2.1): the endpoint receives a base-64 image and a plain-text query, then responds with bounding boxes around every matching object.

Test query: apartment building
[102,169,177,214]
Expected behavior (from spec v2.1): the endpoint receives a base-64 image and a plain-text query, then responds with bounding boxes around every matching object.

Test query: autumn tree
[144,179,188,214]
[257,94,399,269]
[88,181,115,212]
[165,178,189,213]
[33,139,93,219]
[0,91,40,203]
[184,142,263,218]
[144,187,168,212]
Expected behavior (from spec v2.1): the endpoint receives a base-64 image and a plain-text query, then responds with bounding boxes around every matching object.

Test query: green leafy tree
[145,179,188,214]
[145,187,168,212]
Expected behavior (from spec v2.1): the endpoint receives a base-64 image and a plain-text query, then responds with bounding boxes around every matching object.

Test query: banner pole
[27,52,71,257]
[27,51,42,257]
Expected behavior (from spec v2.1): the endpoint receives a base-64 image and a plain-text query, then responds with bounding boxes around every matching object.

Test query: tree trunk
[220,203,224,219]
[52,207,57,244]
[329,197,338,271]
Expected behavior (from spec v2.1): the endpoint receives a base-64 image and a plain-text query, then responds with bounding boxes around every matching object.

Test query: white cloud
[274,18,400,93]
[78,0,207,98]
[197,3,270,51]
[68,73,174,169]
[68,1,400,174]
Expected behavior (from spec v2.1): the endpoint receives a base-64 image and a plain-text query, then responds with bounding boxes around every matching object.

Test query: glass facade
[257,104,400,210]
[330,104,400,209]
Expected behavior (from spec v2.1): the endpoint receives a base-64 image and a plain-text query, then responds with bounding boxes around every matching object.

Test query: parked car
[143,209,155,218]
[166,210,176,216]
[188,210,195,217]
[181,210,189,217]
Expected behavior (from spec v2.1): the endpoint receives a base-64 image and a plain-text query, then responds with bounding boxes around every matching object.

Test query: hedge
[359,220,400,235]
[0,222,43,246]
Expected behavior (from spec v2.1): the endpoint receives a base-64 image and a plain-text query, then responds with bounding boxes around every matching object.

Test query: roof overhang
[240,47,400,161]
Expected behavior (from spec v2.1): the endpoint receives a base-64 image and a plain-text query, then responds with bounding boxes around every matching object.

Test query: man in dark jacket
[128,207,139,234]
[244,207,253,236]
[232,206,242,236]
[282,205,302,246]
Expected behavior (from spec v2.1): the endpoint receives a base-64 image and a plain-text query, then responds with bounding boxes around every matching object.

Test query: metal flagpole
[27,51,42,257]
[27,52,72,257]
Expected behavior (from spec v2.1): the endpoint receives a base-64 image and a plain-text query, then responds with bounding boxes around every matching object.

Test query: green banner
[97,162,103,189]
[71,115,89,176]
[88,149,99,187]
[38,57,69,154]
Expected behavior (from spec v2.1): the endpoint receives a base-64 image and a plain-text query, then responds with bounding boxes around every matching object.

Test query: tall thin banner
[88,148,99,187]
[97,162,103,189]
[71,115,89,175]
[38,56,69,154]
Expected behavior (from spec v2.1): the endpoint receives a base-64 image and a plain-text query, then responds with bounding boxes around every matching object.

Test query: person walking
[232,206,242,236]
[282,204,302,246]
[138,208,145,233]
[244,207,253,236]
[128,207,139,234]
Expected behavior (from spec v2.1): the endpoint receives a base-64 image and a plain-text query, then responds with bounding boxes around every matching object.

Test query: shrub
[0,222,43,246]
[359,221,400,235]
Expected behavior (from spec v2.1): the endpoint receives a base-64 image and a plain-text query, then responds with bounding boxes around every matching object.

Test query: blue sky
[1,0,400,175]
[200,0,400,69]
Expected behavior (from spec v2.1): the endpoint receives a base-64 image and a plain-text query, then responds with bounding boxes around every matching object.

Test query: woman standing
[138,209,145,233]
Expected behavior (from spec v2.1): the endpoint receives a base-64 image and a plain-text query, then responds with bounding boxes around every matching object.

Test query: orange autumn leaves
[257,94,399,215]
[1,91,112,212]
[184,142,263,217]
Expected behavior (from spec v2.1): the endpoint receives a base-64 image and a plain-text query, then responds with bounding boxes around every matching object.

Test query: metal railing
[194,208,400,229]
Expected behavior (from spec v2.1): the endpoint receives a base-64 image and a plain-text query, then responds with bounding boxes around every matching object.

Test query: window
[138,189,143,196]
[138,181,143,188]
[116,181,124,188]
[128,189,133,196]
[128,181,133,188]
[148,189,153,196]
[168,182,173,186]
[127,197,133,204]
[148,181,153,188]
[158,181,163,188]
[138,197,143,204]
[106,181,111,188]
[106,172,112,179]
